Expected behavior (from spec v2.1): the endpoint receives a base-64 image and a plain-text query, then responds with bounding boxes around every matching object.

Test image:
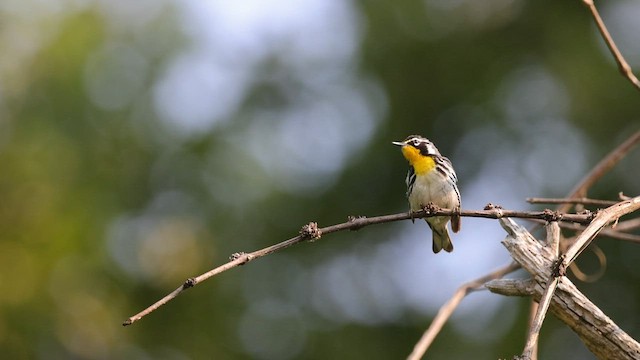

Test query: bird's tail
[429,222,454,253]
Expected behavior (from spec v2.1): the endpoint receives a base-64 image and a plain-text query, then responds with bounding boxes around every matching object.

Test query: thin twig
[527,197,618,207]
[123,206,592,326]
[614,217,640,232]
[528,301,539,360]
[562,196,640,270]
[582,0,640,91]
[568,244,607,283]
[619,192,632,201]
[559,130,640,213]
[521,222,560,359]
[526,218,640,243]
[406,262,520,360]
[522,279,559,358]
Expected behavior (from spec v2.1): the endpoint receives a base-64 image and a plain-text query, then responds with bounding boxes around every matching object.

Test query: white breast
[408,171,459,211]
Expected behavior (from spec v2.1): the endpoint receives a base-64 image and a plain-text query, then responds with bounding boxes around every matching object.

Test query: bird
[393,135,461,253]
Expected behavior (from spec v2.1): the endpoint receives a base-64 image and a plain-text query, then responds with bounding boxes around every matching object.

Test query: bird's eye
[412,140,419,146]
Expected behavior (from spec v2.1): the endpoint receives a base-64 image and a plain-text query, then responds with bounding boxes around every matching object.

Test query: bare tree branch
[522,131,640,358]
[406,262,520,360]
[491,218,640,359]
[613,217,640,232]
[527,197,618,207]
[526,218,640,243]
[561,196,640,269]
[123,206,595,326]
[581,0,640,91]
[559,130,640,213]
[521,222,560,359]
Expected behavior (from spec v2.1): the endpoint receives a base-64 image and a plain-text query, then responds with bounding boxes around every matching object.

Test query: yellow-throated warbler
[393,135,461,253]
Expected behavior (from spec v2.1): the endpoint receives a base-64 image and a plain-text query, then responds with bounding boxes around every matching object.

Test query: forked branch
[492,217,640,359]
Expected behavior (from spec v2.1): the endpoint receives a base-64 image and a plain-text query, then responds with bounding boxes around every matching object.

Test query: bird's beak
[392,141,405,146]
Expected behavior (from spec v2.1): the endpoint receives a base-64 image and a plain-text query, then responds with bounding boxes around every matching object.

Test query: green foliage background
[0,1,638,359]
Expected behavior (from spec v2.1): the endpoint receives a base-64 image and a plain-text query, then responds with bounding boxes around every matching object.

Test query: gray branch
[486,218,640,360]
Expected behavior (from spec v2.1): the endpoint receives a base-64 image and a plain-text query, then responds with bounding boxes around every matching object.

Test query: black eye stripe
[403,135,439,156]
[417,143,432,156]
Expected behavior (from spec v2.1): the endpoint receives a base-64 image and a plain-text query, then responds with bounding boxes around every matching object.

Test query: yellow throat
[401,145,436,175]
